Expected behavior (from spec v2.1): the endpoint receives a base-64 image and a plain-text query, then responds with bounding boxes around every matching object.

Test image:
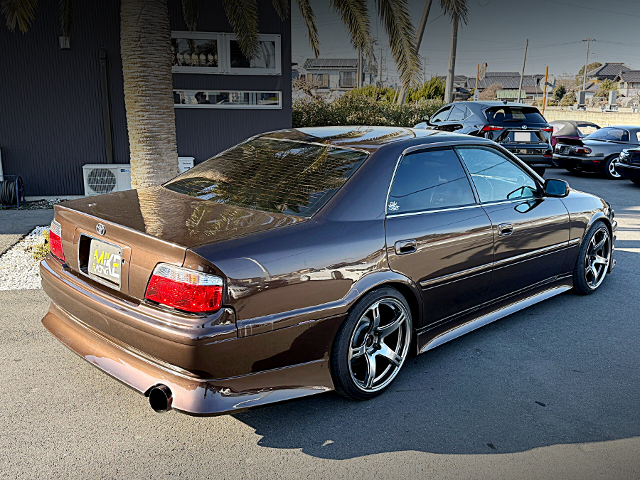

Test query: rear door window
[485,106,546,126]
[388,148,476,214]
[447,105,472,122]
[430,107,452,123]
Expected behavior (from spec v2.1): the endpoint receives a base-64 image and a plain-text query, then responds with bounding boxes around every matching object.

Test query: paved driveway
[1,173,639,479]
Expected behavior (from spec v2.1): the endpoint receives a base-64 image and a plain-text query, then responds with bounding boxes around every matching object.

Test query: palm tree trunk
[121,0,179,189]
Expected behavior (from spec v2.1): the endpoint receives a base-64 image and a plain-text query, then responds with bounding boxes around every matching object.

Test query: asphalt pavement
[0,209,54,254]
[1,172,639,479]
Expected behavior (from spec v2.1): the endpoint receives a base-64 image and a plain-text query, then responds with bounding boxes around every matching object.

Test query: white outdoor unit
[82,164,131,196]
[178,157,195,174]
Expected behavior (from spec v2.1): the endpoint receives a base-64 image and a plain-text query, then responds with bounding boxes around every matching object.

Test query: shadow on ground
[233,246,640,459]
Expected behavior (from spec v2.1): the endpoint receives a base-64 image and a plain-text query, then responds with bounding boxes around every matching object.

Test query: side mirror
[422,115,431,124]
[544,179,569,197]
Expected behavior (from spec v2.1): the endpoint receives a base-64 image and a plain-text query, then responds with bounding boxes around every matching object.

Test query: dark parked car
[615,148,640,185]
[40,127,616,415]
[553,126,640,179]
[415,101,553,175]
[549,120,600,148]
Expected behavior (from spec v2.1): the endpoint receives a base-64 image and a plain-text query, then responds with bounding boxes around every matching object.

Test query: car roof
[451,101,536,109]
[259,126,492,152]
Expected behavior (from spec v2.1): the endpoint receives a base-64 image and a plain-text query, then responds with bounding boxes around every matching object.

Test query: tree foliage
[577,62,602,78]
[406,77,445,102]
[595,79,616,98]
[552,84,566,102]
[560,91,576,106]
[478,83,503,100]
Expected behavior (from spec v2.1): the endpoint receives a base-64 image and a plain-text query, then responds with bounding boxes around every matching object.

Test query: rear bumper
[40,258,339,415]
[553,154,604,171]
[615,163,640,180]
[505,150,553,168]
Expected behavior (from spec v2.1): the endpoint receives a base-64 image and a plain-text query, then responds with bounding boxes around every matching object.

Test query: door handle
[497,223,514,236]
[395,239,417,255]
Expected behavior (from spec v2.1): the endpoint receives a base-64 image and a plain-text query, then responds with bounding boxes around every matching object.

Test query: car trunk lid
[54,186,305,300]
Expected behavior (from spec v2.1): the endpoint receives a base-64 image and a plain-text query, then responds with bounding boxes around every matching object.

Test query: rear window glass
[576,125,599,137]
[586,128,629,142]
[164,138,368,217]
[485,106,546,125]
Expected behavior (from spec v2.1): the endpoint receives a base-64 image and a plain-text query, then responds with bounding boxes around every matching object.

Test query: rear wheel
[603,156,622,179]
[330,287,412,400]
[573,222,611,295]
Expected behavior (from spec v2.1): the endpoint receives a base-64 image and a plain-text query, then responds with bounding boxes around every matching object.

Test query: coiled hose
[0,177,24,206]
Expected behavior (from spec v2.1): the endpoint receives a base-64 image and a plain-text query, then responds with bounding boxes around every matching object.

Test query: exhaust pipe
[148,384,173,413]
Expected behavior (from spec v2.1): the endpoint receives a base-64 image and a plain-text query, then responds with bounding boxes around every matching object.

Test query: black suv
[415,101,553,175]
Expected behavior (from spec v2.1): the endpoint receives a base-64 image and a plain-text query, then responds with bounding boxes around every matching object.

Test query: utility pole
[517,39,528,103]
[398,0,434,105]
[378,46,383,85]
[542,66,549,115]
[444,13,459,104]
[582,38,595,91]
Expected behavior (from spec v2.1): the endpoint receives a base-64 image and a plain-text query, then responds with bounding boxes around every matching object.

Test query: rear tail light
[49,220,65,262]
[541,127,554,133]
[145,264,223,314]
[575,147,592,155]
[481,125,504,132]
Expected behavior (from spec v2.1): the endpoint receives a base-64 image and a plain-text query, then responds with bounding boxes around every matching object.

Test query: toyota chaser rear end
[40,133,371,415]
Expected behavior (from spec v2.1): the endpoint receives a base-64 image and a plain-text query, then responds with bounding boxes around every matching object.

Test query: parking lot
[1,170,639,480]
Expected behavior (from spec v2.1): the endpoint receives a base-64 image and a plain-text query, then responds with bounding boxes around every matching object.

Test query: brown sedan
[41,126,617,415]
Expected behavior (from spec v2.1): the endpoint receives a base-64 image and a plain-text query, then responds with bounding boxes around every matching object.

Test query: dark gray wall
[0,1,291,196]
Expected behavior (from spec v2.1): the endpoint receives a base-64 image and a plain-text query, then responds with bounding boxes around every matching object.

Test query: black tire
[533,167,546,176]
[566,165,580,173]
[602,156,622,180]
[330,287,412,401]
[631,179,640,187]
[572,221,612,295]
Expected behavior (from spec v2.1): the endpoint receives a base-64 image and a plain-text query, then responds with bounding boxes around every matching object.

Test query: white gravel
[0,226,48,290]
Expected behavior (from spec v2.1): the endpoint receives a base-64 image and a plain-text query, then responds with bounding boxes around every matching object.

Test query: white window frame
[225,33,281,76]
[171,31,281,76]
[173,90,282,109]
[171,31,225,74]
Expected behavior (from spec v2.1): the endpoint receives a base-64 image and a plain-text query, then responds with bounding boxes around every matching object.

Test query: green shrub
[292,94,445,128]
[344,85,397,103]
[560,91,576,106]
[406,77,445,102]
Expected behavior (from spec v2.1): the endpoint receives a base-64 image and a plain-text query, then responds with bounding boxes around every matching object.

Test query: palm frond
[375,0,420,90]
[330,0,371,57]
[271,0,289,20]
[181,0,198,31]
[295,0,319,58]
[440,0,468,24]
[59,0,71,37]
[222,0,259,60]
[1,0,37,33]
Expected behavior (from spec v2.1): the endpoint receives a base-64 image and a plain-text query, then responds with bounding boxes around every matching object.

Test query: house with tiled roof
[302,58,375,90]
[614,71,640,97]
[466,72,546,100]
[587,63,633,82]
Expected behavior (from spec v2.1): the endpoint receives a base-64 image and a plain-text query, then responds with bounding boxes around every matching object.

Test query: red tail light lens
[542,127,554,133]
[145,264,223,314]
[481,125,504,132]
[575,147,592,155]
[49,220,65,262]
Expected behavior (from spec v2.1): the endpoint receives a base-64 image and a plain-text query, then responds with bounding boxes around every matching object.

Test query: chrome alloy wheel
[347,298,411,393]
[609,160,622,178]
[584,226,611,290]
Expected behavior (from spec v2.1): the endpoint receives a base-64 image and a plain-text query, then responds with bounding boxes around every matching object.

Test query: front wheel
[603,156,622,179]
[330,287,412,400]
[573,222,612,295]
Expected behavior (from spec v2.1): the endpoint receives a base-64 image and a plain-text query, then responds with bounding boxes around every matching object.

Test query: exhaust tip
[148,384,173,413]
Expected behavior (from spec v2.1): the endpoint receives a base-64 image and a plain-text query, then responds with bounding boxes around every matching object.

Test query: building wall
[0,1,291,196]
[543,107,640,126]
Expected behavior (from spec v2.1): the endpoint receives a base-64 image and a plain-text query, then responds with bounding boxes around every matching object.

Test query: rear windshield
[164,138,368,217]
[586,127,629,142]
[485,106,546,125]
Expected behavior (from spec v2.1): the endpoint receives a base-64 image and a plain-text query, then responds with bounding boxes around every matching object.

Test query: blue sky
[291,0,640,83]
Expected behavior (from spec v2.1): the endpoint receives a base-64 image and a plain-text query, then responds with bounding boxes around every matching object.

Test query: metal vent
[87,168,117,194]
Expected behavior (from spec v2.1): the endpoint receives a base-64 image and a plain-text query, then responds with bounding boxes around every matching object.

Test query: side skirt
[417,276,573,354]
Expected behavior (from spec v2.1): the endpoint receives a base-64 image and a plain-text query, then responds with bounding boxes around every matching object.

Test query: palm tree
[397,0,469,105]
[3,0,421,188]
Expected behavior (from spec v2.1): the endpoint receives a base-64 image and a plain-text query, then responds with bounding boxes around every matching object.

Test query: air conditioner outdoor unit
[82,164,131,196]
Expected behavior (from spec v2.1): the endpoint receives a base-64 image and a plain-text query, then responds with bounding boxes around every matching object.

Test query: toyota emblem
[96,223,106,236]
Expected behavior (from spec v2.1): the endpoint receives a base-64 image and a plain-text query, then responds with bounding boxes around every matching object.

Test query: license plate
[88,239,122,286]
[514,131,533,142]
